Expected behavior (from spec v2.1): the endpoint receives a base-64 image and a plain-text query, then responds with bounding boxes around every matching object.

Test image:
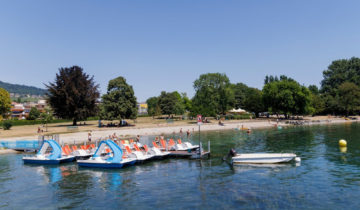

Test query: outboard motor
[229,148,237,157]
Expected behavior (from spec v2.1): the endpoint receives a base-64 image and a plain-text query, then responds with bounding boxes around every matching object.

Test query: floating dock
[168,150,210,159]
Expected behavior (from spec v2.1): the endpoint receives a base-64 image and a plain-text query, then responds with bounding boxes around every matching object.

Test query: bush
[2,120,12,130]
[27,107,40,120]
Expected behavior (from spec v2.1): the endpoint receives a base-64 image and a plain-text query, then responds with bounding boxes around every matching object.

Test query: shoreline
[1,118,358,144]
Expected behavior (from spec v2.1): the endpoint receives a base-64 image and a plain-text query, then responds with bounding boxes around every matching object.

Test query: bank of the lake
[1,123,360,209]
[2,117,357,145]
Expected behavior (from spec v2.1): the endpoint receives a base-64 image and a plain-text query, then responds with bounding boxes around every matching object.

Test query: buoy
[339,147,347,153]
[339,139,347,147]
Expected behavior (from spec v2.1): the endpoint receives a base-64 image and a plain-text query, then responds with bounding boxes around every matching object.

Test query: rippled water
[1,123,360,209]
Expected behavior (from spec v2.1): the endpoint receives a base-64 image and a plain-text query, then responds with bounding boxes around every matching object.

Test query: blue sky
[1,0,360,101]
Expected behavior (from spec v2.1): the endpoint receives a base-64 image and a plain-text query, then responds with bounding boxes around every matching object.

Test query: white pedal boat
[23,140,75,164]
[143,145,170,159]
[77,139,136,168]
[175,139,199,151]
[125,145,154,163]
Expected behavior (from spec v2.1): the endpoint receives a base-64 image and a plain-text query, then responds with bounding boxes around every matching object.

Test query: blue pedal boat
[77,139,137,168]
[22,140,75,164]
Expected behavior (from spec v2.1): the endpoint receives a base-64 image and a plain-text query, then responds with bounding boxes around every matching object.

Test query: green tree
[27,107,40,120]
[243,88,264,117]
[262,78,312,118]
[231,83,249,109]
[46,66,100,125]
[101,76,137,121]
[310,93,325,115]
[338,82,360,116]
[321,57,360,94]
[181,93,192,112]
[158,91,184,116]
[146,96,159,117]
[320,57,360,114]
[40,108,54,132]
[191,73,234,116]
[308,85,320,95]
[0,88,11,118]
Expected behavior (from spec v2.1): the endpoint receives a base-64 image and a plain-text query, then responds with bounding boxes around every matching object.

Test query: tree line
[1,57,360,126]
[147,57,360,118]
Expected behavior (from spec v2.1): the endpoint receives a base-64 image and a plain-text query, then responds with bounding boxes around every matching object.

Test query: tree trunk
[73,118,77,126]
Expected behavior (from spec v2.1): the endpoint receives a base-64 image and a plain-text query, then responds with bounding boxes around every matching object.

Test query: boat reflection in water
[25,164,75,184]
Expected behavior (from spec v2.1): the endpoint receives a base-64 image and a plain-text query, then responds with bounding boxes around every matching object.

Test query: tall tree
[0,88,11,118]
[40,108,54,132]
[262,77,312,117]
[243,87,264,117]
[101,76,137,121]
[338,82,360,116]
[321,57,360,94]
[192,73,234,116]
[308,85,320,95]
[181,93,192,112]
[320,57,360,114]
[231,83,249,109]
[46,66,100,125]
[158,91,184,116]
[146,96,159,117]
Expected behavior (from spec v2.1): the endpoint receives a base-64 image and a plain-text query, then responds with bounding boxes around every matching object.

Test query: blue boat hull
[23,157,75,165]
[78,160,136,168]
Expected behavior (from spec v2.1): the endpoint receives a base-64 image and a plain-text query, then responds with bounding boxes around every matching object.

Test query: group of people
[178,128,192,138]
[37,125,45,133]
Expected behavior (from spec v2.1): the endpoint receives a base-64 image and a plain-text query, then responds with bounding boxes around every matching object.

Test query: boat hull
[74,155,92,160]
[232,153,297,164]
[77,159,136,168]
[23,156,75,164]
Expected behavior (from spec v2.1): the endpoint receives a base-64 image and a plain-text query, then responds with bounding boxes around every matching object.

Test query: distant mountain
[0,80,47,96]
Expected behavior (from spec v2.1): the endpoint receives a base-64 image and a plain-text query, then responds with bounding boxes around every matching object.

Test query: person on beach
[112,133,117,142]
[88,131,92,142]
[136,135,140,143]
[37,126,41,133]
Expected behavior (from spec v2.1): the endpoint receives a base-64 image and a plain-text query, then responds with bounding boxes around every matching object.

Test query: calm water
[1,123,360,209]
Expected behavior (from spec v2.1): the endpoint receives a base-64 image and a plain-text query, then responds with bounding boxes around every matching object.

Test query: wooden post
[198,124,201,156]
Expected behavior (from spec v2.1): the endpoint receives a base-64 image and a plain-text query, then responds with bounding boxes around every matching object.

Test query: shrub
[2,120,12,130]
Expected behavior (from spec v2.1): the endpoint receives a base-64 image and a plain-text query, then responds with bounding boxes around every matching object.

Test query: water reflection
[2,124,360,209]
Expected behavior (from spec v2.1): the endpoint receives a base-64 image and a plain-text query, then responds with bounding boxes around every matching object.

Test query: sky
[1,0,360,101]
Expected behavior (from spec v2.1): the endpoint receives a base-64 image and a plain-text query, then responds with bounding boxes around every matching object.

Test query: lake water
[1,123,360,209]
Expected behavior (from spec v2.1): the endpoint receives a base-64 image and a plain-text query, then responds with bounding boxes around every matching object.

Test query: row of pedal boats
[22,138,200,168]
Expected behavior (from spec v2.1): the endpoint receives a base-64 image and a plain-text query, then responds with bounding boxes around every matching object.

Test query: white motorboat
[228,149,301,164]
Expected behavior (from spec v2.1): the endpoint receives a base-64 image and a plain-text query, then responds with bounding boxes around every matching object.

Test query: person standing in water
[88,131,92,142]
[186,129,190,138]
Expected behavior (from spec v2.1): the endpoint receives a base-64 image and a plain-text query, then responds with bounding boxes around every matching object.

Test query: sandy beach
[1,117,358,145]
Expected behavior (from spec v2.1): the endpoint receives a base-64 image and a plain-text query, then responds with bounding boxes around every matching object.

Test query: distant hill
[0,80,47,96]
